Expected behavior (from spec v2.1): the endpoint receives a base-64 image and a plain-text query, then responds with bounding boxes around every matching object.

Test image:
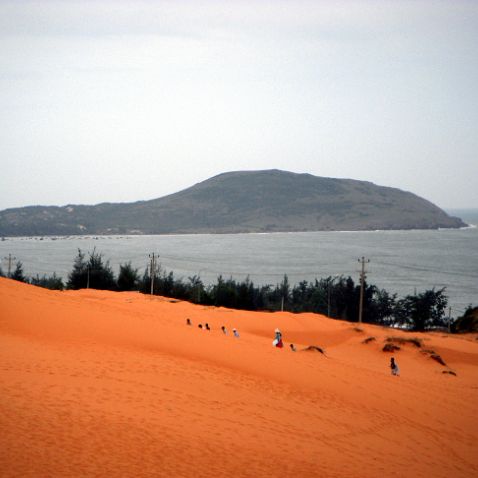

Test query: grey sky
[1,0,477,210]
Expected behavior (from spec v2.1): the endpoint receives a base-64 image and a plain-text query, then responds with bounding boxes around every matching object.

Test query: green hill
[0,170,467,235]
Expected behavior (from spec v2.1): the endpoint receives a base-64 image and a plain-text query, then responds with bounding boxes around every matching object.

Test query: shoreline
[1,223,477,240]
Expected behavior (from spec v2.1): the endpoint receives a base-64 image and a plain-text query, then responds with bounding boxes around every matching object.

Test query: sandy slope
[1,278,477,478]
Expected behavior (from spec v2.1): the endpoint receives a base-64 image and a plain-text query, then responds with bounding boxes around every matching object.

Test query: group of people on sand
[186,319,240,337]
[186,319,400,375]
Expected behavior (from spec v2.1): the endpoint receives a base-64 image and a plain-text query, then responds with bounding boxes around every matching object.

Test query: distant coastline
[1,220,478,240]
[445,208,478,227]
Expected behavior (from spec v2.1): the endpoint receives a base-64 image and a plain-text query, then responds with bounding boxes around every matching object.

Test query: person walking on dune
[273,328,283,348]
[390,357,400,376]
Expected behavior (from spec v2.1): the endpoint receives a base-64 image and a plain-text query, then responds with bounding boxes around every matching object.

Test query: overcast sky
[1,0,477,210]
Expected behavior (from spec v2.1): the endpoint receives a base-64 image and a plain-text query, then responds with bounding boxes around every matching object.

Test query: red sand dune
[1,277,477,477]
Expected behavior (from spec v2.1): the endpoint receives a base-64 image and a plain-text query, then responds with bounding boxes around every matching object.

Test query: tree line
[1,248,463,332]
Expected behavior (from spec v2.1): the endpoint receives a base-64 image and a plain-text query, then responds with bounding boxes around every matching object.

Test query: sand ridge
[1,277,477,477]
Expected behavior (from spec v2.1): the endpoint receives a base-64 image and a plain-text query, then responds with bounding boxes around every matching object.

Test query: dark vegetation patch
[421,349,447,366]
[383,343,400,352]
[386,336,422,348]
[352,327,364,333]
[302,345,327,355]
[442,370,457,376]
[430,354,447,366]
[362,336,376,344]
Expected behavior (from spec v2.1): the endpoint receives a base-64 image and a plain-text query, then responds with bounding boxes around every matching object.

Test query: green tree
[188,274,204,303]
[395,288,448,331]
[279,274,290,310]
[11,261,27,283]
[139,266,152,294]
[117,262,140,291]
[311,278,331,315]
[86,249,116,290]
[291,280,313,312]
[67,248,116,290]
[67,249,88,289]
[369,289,397,325]
[237,276,256,310]
[451,305,478,333]
[159,270,175,296]
[334,276,359,321]
[210,276,241,308]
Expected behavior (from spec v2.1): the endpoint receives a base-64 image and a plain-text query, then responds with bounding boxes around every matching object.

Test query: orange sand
[1,277,477,477]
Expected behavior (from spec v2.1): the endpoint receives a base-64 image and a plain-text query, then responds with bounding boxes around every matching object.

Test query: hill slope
[0,170,466,235]
[1,278,477,477]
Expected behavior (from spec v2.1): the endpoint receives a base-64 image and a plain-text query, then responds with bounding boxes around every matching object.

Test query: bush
[385,336,422,348]
[30,273,64,290]
[362,336,376,344]
[383,343,400,352]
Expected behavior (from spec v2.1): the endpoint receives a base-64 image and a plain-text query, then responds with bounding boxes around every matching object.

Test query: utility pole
[448,307,452,333]
[3,253,16,277]
[358,257,370,323]
[149,253,158,295]
[86,265,90,289]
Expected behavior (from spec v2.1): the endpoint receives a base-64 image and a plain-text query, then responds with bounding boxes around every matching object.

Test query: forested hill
[0,170,466,235]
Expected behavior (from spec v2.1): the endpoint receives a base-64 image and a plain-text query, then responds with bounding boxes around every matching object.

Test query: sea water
[1,225,477,317]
